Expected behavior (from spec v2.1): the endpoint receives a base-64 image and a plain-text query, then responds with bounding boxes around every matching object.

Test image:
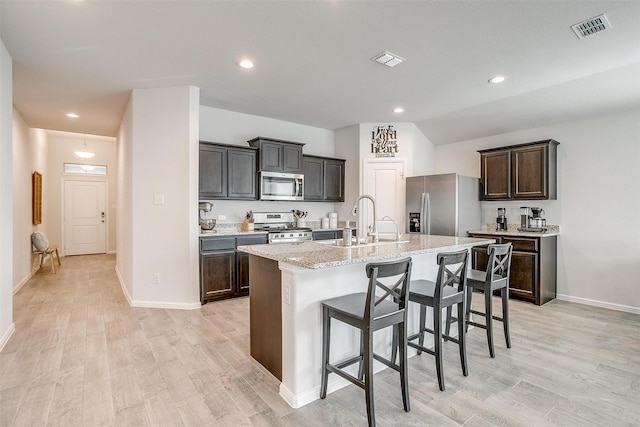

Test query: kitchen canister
[321,217,330,229]
[329,212,338,229]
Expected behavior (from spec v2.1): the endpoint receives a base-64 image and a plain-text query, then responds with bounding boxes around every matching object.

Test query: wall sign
[371,125,399,157]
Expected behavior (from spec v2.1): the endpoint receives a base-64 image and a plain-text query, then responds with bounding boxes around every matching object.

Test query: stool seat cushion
[31,232,49,251]
[322,293,401,321]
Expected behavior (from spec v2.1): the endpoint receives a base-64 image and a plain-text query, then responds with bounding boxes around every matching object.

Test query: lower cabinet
[200,234,268,304]
[469,233,557,306]
[201,250,236,301]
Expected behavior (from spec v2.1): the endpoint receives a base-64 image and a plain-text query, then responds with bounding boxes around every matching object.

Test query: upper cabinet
[199,142,257,200]
[247,137,304,174]
[303,155,345,202]
[479,140,559,200]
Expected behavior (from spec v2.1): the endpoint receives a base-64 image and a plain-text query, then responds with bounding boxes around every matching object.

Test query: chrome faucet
[380,216,402,241]
[351,195,378,243]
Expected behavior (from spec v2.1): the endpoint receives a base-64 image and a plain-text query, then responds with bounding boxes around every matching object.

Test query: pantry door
[362,160,406,240]
[63,179,106,255]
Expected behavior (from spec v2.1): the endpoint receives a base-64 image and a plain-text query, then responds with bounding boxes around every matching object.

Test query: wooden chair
[320,257,412,427]
[31,232,61,273]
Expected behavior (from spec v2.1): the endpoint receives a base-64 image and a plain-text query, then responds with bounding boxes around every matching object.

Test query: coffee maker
[529,207,547,230]
[496,208,507,231]
[519,206,547,231]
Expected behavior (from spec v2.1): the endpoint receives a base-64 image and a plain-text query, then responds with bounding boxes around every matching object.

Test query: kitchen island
[237,234,494,408]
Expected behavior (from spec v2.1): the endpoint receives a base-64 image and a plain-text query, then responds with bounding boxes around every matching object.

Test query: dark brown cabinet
[247,137,304,174]
[199,144,227,198]
[479,140,559,200]
[199,142,257,200]
[200,234,268,304]
[469,233,557,306]
[303,155,346,202]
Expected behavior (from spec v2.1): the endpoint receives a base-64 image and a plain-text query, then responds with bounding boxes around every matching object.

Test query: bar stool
[320,257,412,427]
[465,243,513,358]
[407,250,469,391]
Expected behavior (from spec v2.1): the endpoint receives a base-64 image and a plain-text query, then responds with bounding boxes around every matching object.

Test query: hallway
[1,254,639,426]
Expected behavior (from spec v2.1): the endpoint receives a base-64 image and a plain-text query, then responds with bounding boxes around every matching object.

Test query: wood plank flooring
[1,254,639,426]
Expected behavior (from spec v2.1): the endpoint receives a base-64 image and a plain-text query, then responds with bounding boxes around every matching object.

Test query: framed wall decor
[32,171,42,225]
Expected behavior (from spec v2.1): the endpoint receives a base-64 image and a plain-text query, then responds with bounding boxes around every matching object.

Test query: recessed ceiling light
[393,107,404,113]
[237,59,254,69]
[488,75,507,84]
[66,113,79,118]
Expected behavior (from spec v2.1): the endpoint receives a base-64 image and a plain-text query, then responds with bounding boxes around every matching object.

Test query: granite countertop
[237,234,495,270]
[468,224,560,238]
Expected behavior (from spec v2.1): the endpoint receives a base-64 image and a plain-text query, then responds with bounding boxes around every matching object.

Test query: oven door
[260,171,304,201]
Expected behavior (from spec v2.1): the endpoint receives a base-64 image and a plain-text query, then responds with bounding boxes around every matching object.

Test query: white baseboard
[130,300,202,310]
[13,272,33,295]
[114,265,200,310]
[115,265,132,306]
[0,323,15,352]
[556,294,640,315]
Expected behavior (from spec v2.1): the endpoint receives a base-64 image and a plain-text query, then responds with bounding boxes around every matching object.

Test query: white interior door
[362,160,406,240]
[64,180,106,255]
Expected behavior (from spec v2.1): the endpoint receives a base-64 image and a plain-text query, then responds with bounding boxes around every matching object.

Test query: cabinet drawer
[201,237,236,252]
[236,234,268,247]
[503,237,538,252]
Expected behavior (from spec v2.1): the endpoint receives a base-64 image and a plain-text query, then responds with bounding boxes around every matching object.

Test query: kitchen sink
[316,238,409,248]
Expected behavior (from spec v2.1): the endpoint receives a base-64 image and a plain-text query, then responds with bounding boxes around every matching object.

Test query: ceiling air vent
[571,13,612,39]
[371,51,405,67]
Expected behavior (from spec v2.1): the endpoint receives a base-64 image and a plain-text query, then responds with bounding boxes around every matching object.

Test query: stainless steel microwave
[259,171,304,201]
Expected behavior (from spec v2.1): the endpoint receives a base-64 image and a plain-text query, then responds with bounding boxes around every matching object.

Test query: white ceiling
[1,1,639,144]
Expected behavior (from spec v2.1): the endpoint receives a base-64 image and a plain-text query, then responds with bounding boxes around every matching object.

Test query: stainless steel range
[253,211,313,244]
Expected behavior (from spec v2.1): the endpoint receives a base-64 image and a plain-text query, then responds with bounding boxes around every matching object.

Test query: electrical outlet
[218,214,226,221]
[153,273,161,284]
[283,284,290,305]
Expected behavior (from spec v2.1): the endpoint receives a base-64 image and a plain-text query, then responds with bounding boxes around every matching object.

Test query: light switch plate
[153,193,165,205]
[218,214,226,220]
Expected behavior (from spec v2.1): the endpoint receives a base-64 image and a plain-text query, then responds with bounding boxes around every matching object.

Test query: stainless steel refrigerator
[406,173,481,236]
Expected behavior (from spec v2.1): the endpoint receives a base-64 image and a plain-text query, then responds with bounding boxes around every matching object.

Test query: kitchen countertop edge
[238,234,495,270]
[467,228,560,238]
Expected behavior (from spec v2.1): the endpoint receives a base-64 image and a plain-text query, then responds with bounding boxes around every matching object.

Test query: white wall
[433,108,640,312]
[334,125,360,221]
[126,86,200,308]
[0,38,14,350]
[11,110,43,292]
[198,106,342,225]
[116,94,133,300]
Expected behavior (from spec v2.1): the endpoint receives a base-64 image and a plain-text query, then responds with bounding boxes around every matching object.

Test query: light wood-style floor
[1,254,639,426]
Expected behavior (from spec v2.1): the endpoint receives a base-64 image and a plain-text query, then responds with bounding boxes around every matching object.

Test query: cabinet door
[324,159,345,201]
[199,144,227,198]
[283,145,303,173]
[200,251,235,302]
[235,235,268,294]
[228,149,257,199]
[260,141,283,172]
[303,156,324,200]
[512,144,548,199]
[480,150,510,200]
[236,251,250,294]
[509,251,538,302]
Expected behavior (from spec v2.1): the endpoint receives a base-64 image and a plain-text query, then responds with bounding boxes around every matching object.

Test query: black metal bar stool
[465,243,513,357]
[406,250,469,391]
[320,257,412,427]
